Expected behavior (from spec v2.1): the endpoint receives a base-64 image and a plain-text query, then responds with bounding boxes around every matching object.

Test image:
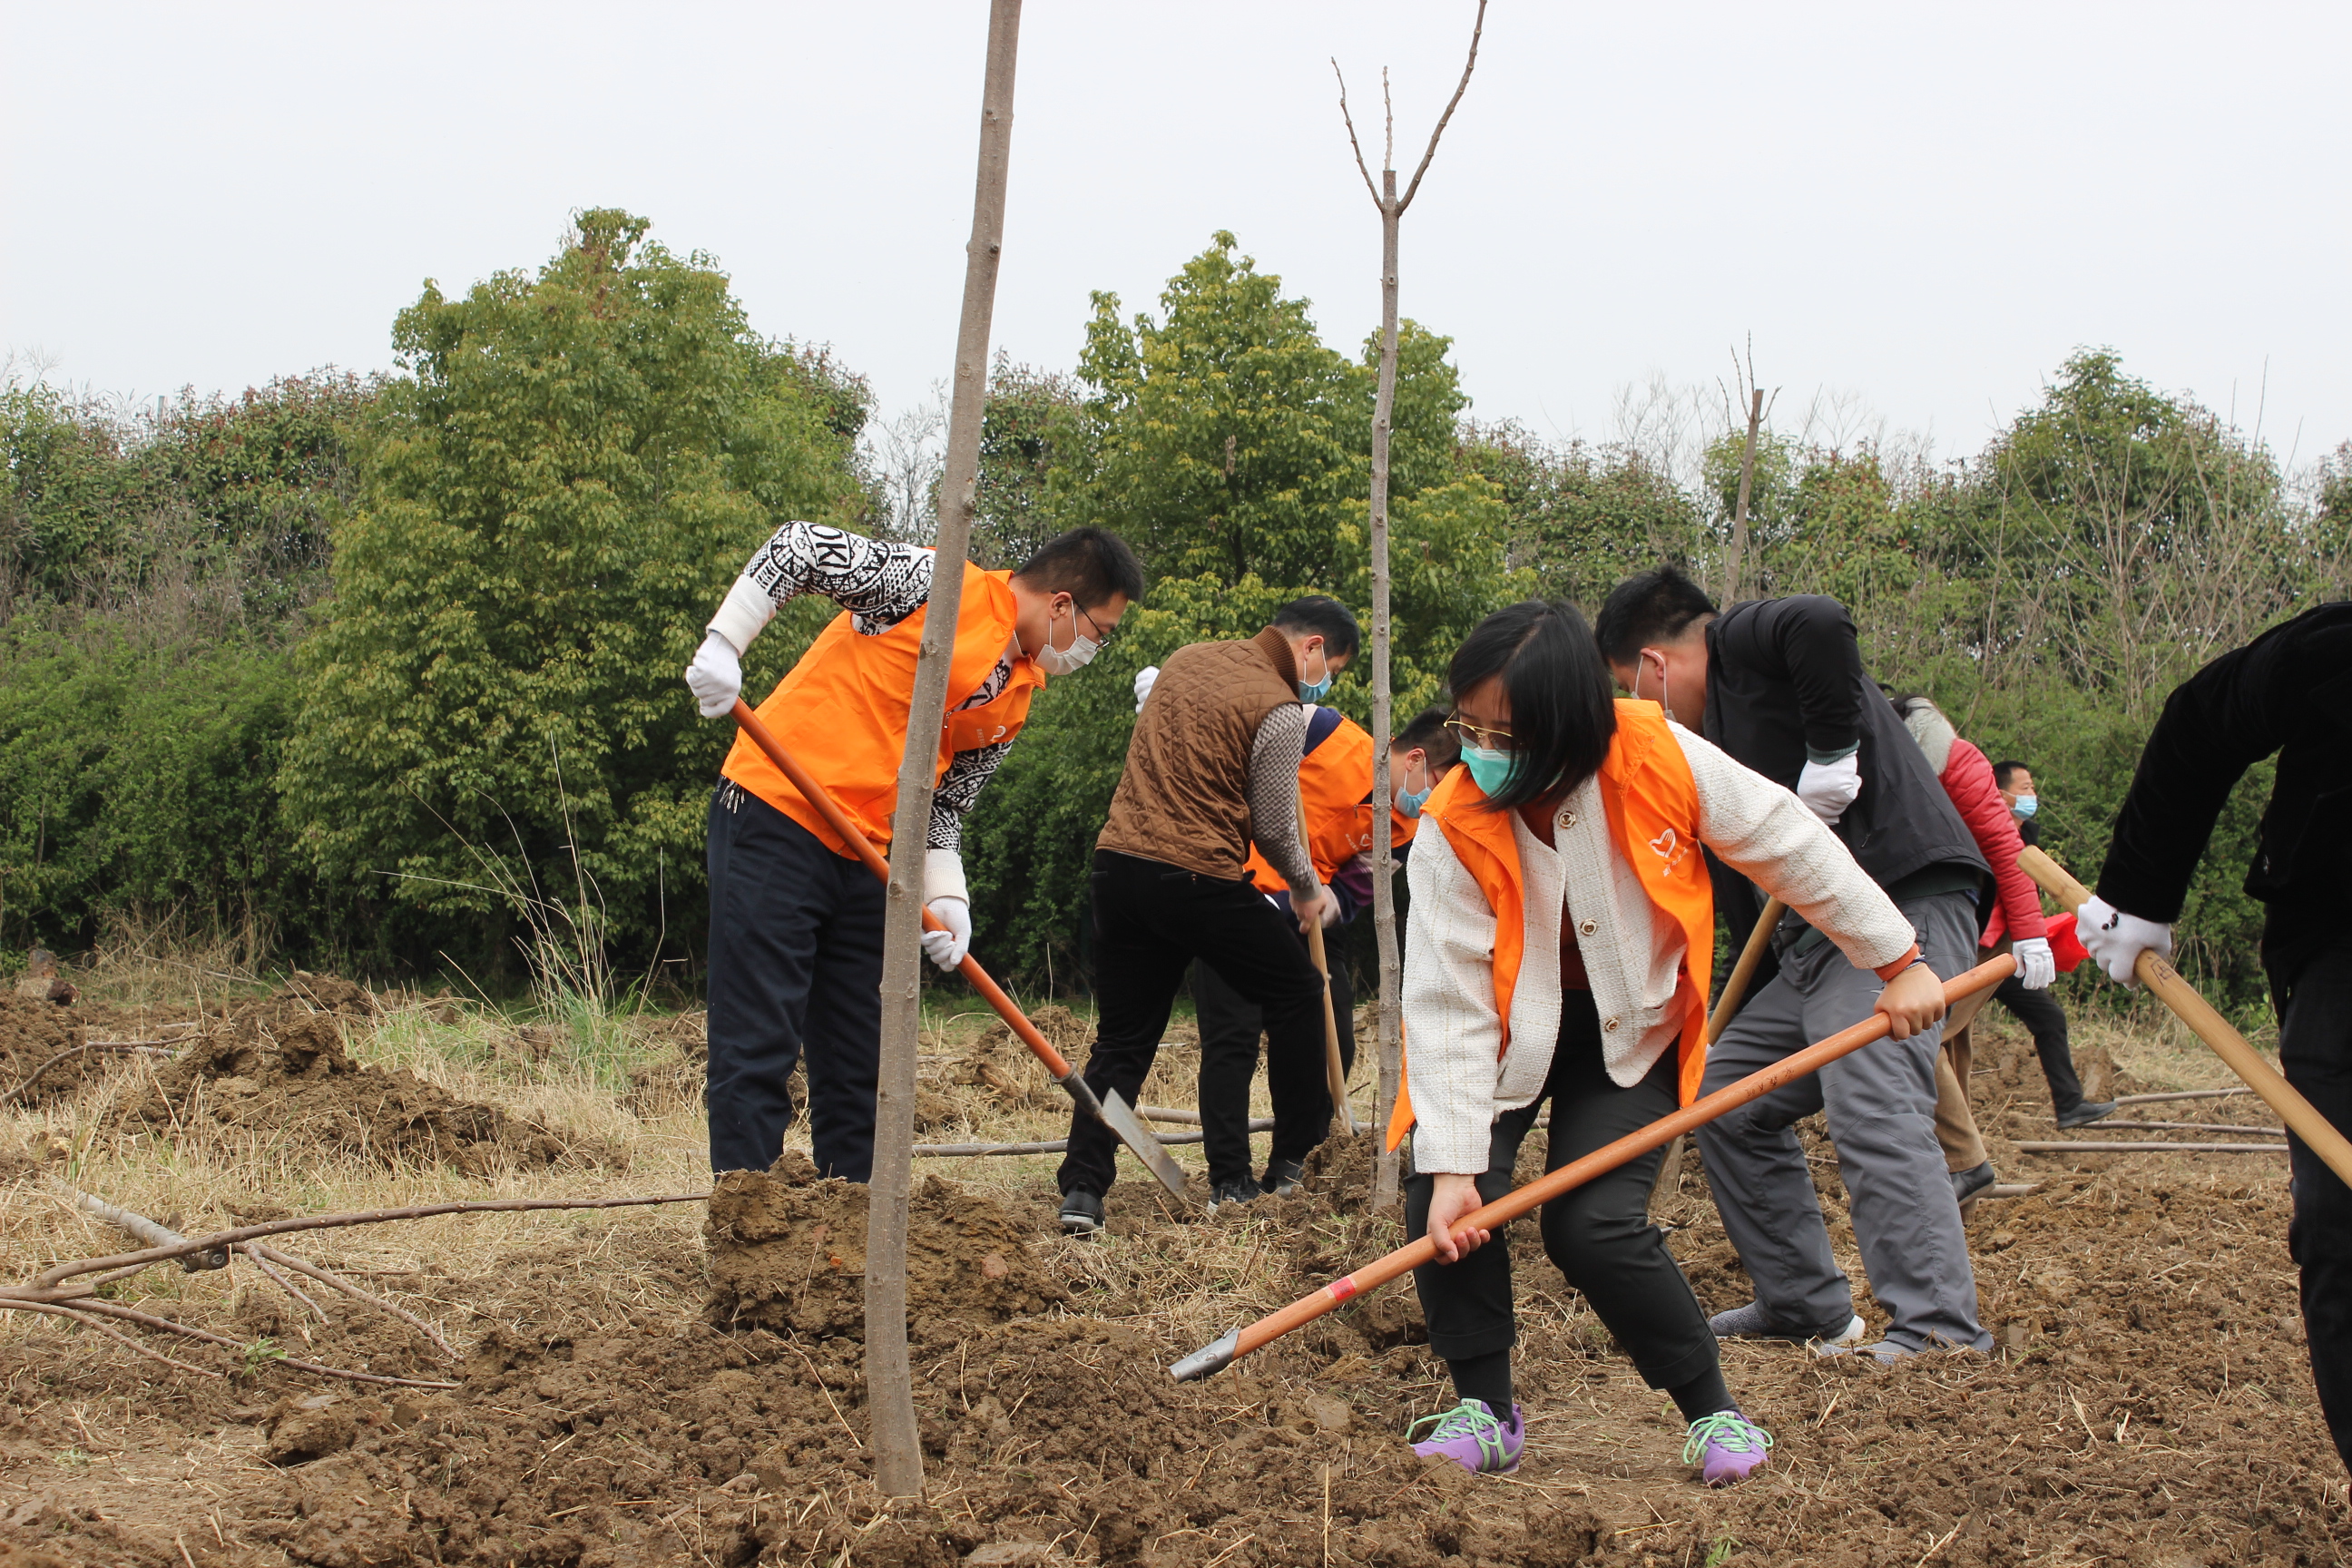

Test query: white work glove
[1795,752,1864,826]
[685,630,743,719]
[1133,664,1161,715]
[920,897,971,972]
[2075,895,2173,987]
[2010,936,2056,991]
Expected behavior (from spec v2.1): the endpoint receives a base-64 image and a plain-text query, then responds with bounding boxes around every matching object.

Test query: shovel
[1295,799,1358,1139]
[2016,846,2352,1189]
[728,699,1191,1200]
[1171,952,2016,1380]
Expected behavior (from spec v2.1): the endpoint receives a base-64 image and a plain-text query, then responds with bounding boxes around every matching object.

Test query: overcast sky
[6,1,2347,471]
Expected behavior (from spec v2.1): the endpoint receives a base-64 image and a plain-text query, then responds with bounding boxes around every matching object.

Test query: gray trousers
[1696,889,1992,1353]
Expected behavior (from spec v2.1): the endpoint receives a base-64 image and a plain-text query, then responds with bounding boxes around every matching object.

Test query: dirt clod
[705,1159,1065,1338]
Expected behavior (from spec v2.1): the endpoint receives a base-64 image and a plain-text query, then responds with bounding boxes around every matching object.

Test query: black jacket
[2097,602,2352,979]
[1702,595,1988,912]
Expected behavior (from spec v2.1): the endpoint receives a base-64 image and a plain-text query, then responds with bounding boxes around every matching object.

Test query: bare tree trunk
[1728,387,1763,603]
[1335,0,1485,1211]
[867,0,1022,1500]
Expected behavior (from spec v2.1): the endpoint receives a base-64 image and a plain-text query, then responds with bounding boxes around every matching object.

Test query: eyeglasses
[1073,602,1118,647]
[1444,715,1515,750]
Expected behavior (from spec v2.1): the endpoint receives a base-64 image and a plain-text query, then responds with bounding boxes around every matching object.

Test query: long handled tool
[2016,846,2352,1189]
[1295,800,1358,1138]
[729,699,1191,1199]
[1651,896,1787,1207]
[1171,952,2015,1380]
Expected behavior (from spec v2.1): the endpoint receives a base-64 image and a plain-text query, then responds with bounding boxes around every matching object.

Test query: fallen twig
[24,1191,709,1291]
[2089,1120,2287,1137]
[56,1298,459,1389]
[245,1240,456,1358]
[914,1119,1272,1159]
[5,1298,224,1377]
[52,1181,229,1271]
[1,1043,169,1108]
[2114,1087,2254,1106]
[236,1246,331,1325]
[2014,1141,2287,1155]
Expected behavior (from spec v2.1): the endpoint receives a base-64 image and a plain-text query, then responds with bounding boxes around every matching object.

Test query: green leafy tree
[279,211,868,968]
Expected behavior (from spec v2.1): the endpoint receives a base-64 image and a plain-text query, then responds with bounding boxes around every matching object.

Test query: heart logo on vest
[1647,827,1690,874]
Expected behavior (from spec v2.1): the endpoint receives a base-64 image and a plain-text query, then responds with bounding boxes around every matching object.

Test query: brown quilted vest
[1096,627,1298,879]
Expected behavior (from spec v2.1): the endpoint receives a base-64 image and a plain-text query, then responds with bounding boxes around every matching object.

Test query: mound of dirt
[118,983,607,1173]
[705,1154,1065,1338]
[0,995,97,1111]
[948,1003,1093,1113]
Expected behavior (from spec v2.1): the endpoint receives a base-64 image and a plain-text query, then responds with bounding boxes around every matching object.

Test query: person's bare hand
[1425,1173,1491,1264]
[1875,962,1946,1039]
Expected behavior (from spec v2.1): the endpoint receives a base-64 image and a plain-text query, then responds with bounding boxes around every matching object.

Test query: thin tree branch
[1396,0,1487,214]
[1330,60,1382,203]
[245,1241,457,1359]
[237,1246,332,1325]
[4,1299,224,1378]
[61,1298,460,1389]
[24,1192,706,1291]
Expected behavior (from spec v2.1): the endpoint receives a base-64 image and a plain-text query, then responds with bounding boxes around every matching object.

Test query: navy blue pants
[2277,934,2352,1469]
[705,782,883,1180]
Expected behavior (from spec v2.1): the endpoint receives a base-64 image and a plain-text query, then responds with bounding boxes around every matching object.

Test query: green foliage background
[4,215,2345,1017]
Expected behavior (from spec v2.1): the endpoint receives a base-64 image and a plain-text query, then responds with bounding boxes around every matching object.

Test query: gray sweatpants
[1696,889,1992,1353]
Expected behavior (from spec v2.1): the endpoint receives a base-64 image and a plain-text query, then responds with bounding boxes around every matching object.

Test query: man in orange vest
[1179,705,1458,1204]
[1056,597,1358,1234]
[684,521,1142,1181]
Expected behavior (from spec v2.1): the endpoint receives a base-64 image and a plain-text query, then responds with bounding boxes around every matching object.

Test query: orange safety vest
[1385,700,1714,1150]
[1240,713,1420,891]
[720,566,1042,858]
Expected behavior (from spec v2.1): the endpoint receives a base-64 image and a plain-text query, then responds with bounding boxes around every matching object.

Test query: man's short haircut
[1270,595,1362,662]
[1013,527,1145,610]
[1447,600,1619,811]
[1593,564,1719,666]
[1394,705,1460,770]
[1992,760,2030,789]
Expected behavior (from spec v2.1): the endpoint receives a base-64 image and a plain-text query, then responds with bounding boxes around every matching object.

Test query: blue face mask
[1462,745,1514,797]
[2013,795,2038,820]
[1396,783,1433,818]
[1296,645,1333,703]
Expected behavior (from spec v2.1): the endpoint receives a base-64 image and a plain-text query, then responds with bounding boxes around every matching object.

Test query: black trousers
[704,783,884,1181]
[2277,935,2352,1469]
[1194,941,1355,1187]
[1406,995,1719,1394]
[1989,974,2086,1112]
[1057,850,1330,1199]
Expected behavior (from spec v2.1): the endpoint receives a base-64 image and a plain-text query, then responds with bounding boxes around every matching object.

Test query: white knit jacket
[1402,720,1921,1174]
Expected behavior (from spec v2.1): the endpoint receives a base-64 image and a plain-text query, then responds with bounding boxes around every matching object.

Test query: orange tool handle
[1172,952,2016,1379]
[729,699,1078,1081]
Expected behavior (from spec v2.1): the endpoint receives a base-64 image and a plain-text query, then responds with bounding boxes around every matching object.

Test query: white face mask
[1034,600,1100,676]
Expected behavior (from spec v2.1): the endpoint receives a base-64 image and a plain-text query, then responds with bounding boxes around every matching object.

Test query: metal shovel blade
[1055,1073,1189,1200]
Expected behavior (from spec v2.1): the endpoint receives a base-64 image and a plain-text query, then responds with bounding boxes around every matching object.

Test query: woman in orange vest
[1396,602,1945,1485]
[683,522,1142,1182]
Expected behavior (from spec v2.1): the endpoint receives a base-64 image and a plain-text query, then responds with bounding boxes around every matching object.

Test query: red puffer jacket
[1940,737,2046,948]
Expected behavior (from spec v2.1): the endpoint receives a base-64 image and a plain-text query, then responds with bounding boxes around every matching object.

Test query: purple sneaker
[1682,1411,1773,1486]
[1407,1398,1524,1475]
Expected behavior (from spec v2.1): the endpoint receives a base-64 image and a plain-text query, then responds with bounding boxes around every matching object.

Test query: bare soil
[1,994,2341,1567]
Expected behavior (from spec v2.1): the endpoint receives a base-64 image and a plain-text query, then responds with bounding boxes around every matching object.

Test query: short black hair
[1013,527,1144,611]
[1394,705,1460,771]
[1447,600,1618,811]
[1992,760,2030,789]
[1593,564,1718,666]
[1270,595,1361,662]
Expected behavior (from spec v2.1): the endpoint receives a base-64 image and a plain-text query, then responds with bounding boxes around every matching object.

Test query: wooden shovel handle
[1295,799,1358,1138]
[729,699,1078,1081]
[1708,897,1786,1045]
[2016,845,2352,1189]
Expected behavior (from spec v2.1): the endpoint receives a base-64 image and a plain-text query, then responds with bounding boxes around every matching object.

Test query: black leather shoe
[1951,1161,1997,1205]
[1058,1189,1105,1235]
[1262,1158,1307,1196]
[2056,1100,2119,1129]
[1209,1176,1264,1209]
